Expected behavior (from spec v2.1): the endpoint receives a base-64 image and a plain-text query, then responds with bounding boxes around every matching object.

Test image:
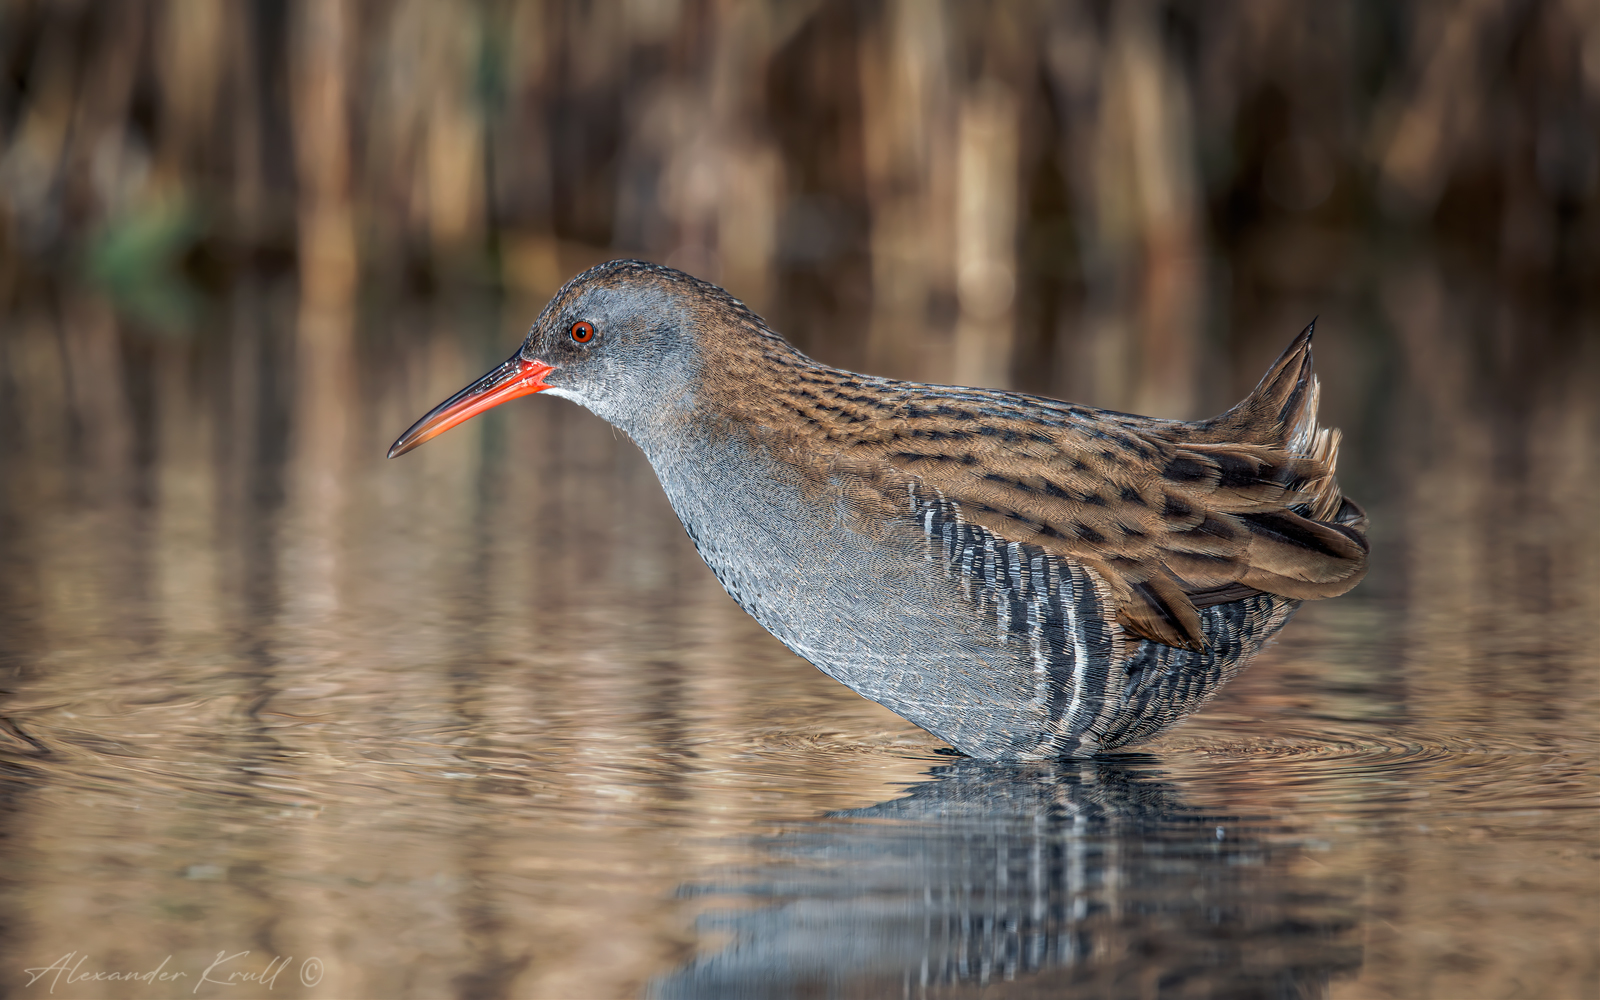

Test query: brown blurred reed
[0,0,1596,412]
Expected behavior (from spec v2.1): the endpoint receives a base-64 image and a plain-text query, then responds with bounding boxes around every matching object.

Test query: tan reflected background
[0,2,1597,999]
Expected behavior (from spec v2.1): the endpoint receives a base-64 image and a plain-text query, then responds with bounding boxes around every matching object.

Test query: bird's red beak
[387,353,555,458]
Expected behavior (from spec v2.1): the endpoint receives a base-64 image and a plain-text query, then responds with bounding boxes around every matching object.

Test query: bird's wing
[818,327,1367,651]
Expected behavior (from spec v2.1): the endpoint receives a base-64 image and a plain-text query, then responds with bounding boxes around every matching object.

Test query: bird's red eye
[570,321,596,343]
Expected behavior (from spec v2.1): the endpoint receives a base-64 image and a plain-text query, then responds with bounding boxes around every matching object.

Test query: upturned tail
[1178,321,1369,602]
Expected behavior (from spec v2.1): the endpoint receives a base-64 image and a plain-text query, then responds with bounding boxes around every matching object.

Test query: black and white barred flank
[912,483,1295,757]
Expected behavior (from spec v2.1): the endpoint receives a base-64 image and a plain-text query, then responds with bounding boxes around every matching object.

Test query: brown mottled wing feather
[826,323,1368,651]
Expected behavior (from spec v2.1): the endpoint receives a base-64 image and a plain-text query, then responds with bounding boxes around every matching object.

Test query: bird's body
[391,261,1368,760]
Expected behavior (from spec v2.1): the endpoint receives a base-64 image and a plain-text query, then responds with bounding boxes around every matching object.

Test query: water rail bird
[389,261,1368,759]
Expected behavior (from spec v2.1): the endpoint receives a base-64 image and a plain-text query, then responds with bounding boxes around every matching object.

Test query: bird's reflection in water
[653,757,1360,999]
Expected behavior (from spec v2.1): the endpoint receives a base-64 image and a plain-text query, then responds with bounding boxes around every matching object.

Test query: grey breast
[646,425,1298,760]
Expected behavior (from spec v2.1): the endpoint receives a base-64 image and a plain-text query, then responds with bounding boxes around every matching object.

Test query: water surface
[0,280,1595,999]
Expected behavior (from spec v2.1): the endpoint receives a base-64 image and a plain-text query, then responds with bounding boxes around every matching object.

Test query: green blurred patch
[84,196,206,336]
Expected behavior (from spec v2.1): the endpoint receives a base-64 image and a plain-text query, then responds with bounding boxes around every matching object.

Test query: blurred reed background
[1,0,1595,402]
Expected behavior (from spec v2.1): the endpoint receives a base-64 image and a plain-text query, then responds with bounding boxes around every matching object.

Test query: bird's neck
[622,335,828,464]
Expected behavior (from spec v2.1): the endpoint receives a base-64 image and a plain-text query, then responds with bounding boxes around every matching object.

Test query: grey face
[387,261,711,459]
[523,273,703,432]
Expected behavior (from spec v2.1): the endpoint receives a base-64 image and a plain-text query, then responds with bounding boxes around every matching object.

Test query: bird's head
[388,260,754,457]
